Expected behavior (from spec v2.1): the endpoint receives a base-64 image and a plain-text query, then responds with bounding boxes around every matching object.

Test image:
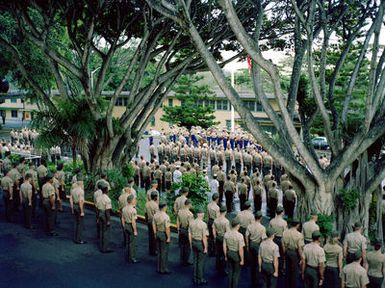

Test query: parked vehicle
[311,136,329,150]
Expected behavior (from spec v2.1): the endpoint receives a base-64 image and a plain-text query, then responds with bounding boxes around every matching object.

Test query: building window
[207,100,215,109]
[11,110,18,118]
[10,98,17,103]
[216,100,229,111]
[256,101,264,112]
[244,100,256,112]
[196,100,204,107]
[150,116,155,127]
[168,99,173,107]
[226,120,231,130]
[115,97,128,106]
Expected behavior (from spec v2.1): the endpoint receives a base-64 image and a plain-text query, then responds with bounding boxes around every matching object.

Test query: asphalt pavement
[0,189,297,288]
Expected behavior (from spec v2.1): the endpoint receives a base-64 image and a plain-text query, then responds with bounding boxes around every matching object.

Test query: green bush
[121,162,135,179]
[9,154,21,165]
[340,188,359,210]
[168,172,209,213]
[317,213,334,239]
[106,168,128,212]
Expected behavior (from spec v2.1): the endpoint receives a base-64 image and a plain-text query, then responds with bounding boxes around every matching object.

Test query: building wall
[0,94,281,132]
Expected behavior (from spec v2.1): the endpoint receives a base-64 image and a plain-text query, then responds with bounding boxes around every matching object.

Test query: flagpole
[231,70,235,132]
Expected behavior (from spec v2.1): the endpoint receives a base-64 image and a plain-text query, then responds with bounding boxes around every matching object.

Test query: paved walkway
[0,191,295,288]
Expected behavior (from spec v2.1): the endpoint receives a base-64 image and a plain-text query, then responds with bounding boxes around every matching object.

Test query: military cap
[77,174,83,182]
[291,218,300,226]
[150,191,158,197]
[331,231,339,238]
[220,205,227,213]
[159,201,167,209]
[127,194,135,203]
[310,210,318,216]
[212,193,219,200]
[127,177,134,183]
[266,227,276,238]
[46,173,54,180]
[213,174,217,178]
[254,211,263,218]
[353,250,362,261]
[276,206,284,214]
[195,207,204,214]
[354,222,362,229]
[231,217,241,227]
[244,201,251,209]
[181,186,189,193]
[184,199,192,206]
[152,180,158,184]
[312,230,321,240]
[99,181,109,190]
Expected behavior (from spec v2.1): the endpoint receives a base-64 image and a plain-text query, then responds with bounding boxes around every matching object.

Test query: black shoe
[101,249,114,253]
[129,259,140,264]
[75,240,87,244]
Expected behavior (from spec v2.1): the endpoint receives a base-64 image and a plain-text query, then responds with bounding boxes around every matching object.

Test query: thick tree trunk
[81,133,138,175]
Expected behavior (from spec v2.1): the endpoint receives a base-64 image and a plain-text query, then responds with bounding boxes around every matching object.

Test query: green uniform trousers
[73,204,84,242]
[192,239,206,283]
[124,223,136,261]
[179,227,191,265]
[156,231,169,273]
[99,213,111,252]
[228,250,241,288]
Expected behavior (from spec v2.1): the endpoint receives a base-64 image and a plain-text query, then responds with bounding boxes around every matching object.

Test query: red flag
[247,55,252,75]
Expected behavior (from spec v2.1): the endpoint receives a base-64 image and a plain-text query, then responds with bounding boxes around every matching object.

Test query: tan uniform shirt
[217,171,226,182]
[122,205,137,224]
[147,188,159,202]
[281,180,292,192]
[174,195,187,214]
[283,228,304,250]
[153,211,170,232]
[224,229,245,252]
[165,171,172,181]
[37,165,48,178]
[268,188,279,200]
[342,262,369,287]
[246,222,266,244]
[302,220,320,242]
[323,243,343,268]
[269,216,287,237]
[259,239,280,263]
[237,210,254,229]
[238,183,248,195]
[1,176,13,191]
[177,208,193,229]
[118,193,130,210]
[189,218,209,241]
[96,194,112,210]
[71,186,84,204]
[303,242,325,267]
[93,189,102,203]
[8,168,21,183]
[343,231,367,254]
[56,171,65,186]
[42,182,55,199]
[214,216,230,238]
[145,200,159,223]
[366,250,385,278]
[20,182,33,203]
[284,189,296,202]
[207,202,220,220]
[224,180,235,193]
[253,185,264,197]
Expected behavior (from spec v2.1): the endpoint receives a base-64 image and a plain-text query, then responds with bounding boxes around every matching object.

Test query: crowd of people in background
[1,125,383,288]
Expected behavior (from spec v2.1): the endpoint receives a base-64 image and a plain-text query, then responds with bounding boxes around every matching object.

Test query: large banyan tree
[148,0,385,239]
[0,0,255,173]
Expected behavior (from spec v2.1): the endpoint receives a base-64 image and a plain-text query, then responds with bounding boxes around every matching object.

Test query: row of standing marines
[0,126,383,288]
